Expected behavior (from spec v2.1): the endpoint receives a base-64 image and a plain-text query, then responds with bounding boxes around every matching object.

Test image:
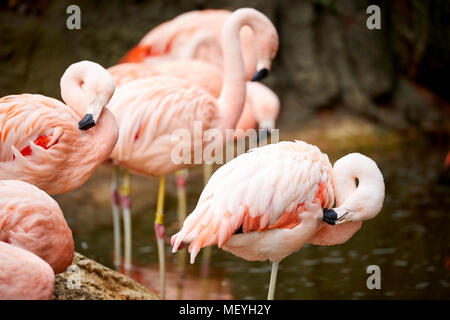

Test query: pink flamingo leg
[120,169,132,275]
[154,176,166,299]
[111,166,122,270]
[175,169,188,299]
[267,261,279,300]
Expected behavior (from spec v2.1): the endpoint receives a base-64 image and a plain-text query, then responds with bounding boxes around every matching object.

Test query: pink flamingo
[113,27,280,257]
[108,62,280,137]
[108,8,278,298]
[119,9,258,80]
[114,15,280,136]
[172,140,385,299]
[0,61,118,195]
[0,179,74,299]
[108,54,279,285]
[235,81,280,139]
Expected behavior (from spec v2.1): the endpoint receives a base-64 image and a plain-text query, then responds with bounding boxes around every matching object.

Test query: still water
[55,134,450,299]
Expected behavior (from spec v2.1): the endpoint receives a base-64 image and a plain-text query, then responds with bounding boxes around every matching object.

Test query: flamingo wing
[108,76,219,176]
[172,140,334,263]
[107,63,160,87]
[121,10,229,63]
[0,95,79,178]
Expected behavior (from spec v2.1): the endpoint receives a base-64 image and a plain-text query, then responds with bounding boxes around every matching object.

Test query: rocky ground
[53,252,160,300]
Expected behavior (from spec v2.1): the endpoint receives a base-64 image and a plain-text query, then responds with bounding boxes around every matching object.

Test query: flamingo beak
[78,113,95,130]
[323,208,337,225]
[251,68,269,81]
[324,208,351,225]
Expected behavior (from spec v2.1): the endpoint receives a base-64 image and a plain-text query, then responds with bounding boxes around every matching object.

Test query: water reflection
[55,135,450,299]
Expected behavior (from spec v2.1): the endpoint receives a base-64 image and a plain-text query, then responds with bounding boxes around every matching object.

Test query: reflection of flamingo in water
[129,263,233,300]
[172,140,385,299]
[107,8,278,298]
[0,180,74,299]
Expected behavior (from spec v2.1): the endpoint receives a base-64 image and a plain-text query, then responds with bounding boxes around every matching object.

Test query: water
[55,134,450,299]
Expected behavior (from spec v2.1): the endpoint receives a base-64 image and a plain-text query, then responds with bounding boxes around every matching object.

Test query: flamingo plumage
[235,81,280,138]
[120,9,257,80]
[0,241,54,300]
[0,61,118,195]
[0,179,74,299]
[107,8,278,298]
[171,140,385,299]
[108,62,280,136]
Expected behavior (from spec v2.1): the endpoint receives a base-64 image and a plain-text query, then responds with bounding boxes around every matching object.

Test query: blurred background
[1,0,449,299]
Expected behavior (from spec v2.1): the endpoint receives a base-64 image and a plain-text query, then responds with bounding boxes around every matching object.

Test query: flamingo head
[61,60,116,131]
[76,62,116,131]
[241,9,278,81]
[323,153,385,225]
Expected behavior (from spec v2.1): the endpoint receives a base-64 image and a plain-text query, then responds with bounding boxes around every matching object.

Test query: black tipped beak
[78,113,96,131]
[251,68,269,81]
[323,208,337,225]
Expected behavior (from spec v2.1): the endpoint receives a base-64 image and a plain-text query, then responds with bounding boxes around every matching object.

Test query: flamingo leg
[175,169,188,299]
[120,168,132,275]
[200,163,213,299]
[111,166,122,271]
[267,261,279,300]
[154,176,166,299]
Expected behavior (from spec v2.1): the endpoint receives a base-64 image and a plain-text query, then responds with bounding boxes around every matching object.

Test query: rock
[53,252,160,300]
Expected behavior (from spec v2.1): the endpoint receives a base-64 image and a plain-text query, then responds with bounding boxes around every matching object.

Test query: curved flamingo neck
[332,153,385,212]
[217,10,252,133]
[60,64,89,119]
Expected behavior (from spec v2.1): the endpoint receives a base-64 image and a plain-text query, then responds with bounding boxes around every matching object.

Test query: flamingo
[0,179,74,299]
[107,8,278,298]
[114,13,280,136]
[113,21,280,269]
[235,81,280,139]
[171,140,385,299]
[119,9,258,80]
[0,61,118,195]
[107,55,279,276]
[108,62,280,137]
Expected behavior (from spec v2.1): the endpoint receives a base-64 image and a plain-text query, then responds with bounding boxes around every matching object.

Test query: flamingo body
[108,62,279,134]
[235,82,280,136]
[0,179,75,299]
[172,140,385,265]
[108,76,219,177]
[108,60,222,98]
[120,9,257,80]
[0,179,73,273]
[172,141,335,263]
[0,241,54,300]
[0,61,118,195]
